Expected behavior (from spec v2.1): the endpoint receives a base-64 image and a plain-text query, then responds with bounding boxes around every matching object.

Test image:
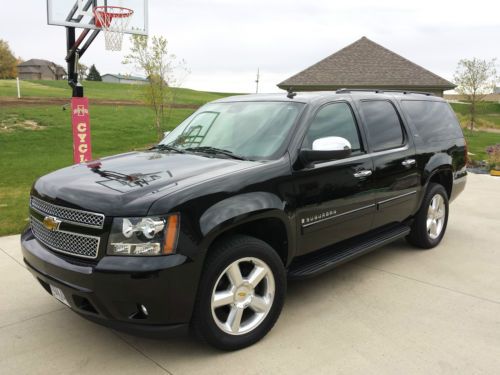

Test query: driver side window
[303,102,362,154]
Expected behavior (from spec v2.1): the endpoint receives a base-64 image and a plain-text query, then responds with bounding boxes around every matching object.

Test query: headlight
[107,214,180,256]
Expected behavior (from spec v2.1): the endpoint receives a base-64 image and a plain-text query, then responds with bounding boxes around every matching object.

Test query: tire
[192,234,286,350]
[406,183,449,249]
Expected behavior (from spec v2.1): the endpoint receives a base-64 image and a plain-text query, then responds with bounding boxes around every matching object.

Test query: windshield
[159,101,304,160]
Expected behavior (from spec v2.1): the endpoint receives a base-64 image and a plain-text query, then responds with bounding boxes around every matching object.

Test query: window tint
[359,101,404,151]
[303,102,362,153]
[401,100,463,143]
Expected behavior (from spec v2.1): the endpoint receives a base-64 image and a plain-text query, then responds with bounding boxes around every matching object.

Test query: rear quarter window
[401,100,463,143]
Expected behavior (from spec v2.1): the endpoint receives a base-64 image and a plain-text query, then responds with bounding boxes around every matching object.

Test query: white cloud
[1,0,499,93]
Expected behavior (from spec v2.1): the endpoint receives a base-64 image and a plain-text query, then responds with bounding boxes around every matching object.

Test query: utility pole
[255,68,260,94]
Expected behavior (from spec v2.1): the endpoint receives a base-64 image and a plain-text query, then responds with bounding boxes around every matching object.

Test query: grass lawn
[0,105,195,236]
[0,79,237,105]
[462,130,500,161]
[1,85,499,236]
[450,102,500,129]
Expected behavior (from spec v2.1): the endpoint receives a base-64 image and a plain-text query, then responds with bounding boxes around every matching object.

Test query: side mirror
[300,136,352,164]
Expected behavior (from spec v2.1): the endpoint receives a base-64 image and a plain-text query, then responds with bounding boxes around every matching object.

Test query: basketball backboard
[47,0,148,35]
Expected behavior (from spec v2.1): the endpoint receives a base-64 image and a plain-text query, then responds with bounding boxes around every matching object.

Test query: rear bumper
[21,227,203,338]
[450,172,467,202]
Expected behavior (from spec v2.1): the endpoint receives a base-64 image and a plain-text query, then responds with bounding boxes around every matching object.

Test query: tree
[454,58,497,131]
[77,63,88,81]
[0,39,18,79]
[123,35,189,141]
[86,64,102,81]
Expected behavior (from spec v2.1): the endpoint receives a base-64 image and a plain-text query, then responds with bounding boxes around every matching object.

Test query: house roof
[17,59,66,74]
[278,37,455,90]
[18,59,55,67]
[102,74,148,82]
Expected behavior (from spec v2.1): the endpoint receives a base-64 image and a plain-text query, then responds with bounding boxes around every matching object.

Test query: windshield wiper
[150,144,185,154]
[184,146,247,160]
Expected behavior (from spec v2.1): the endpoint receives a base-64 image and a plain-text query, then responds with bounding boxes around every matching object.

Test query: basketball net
[93,6,134,51]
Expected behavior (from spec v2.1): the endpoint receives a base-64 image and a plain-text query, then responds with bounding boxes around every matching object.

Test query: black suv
[21,90,467,350]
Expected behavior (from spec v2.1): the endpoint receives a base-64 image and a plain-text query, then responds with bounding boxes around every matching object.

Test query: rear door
[355,99,421,228]
[293,101,376,255]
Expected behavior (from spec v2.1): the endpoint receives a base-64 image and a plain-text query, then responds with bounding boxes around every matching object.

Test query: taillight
[464,139,468,165]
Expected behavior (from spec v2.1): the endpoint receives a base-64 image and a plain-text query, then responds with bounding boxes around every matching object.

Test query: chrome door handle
[353,170,372,178]
[402,159,416,167]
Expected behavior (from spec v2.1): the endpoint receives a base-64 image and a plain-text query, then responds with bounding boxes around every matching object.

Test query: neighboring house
[17,59,66,80]
[278,37,455,97]
[101,74,149,85]
[494,86,500,94]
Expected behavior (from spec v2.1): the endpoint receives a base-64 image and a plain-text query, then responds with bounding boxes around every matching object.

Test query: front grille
[30,196,104,229]
[30,216,100,259]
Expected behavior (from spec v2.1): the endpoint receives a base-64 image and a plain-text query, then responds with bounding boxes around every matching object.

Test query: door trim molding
[377,190,417,206]
[301,204,376,228]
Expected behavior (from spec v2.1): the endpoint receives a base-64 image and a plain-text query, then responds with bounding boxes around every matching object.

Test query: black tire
[192,234,286,350]
[406,183,449,249]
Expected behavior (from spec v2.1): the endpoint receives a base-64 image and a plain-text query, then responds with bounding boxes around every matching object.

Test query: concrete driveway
[1,173,499,374]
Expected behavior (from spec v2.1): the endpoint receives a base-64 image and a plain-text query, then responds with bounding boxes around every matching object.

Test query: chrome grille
[30,196,104,229]
[30,216,100,259]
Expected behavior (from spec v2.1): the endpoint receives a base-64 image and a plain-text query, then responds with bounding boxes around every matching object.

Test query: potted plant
[486,144,500,176]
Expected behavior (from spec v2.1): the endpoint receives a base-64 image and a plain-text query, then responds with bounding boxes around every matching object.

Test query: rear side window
[401,100,463,143]
[359,101,404,151]
[303,102,362,153]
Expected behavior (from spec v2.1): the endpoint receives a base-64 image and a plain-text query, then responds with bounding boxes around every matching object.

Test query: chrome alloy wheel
[211,257,275,336]
[427,194,446,240]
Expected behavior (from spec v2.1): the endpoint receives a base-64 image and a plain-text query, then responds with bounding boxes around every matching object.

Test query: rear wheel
[192,235,286,350]
[407,183,449,249]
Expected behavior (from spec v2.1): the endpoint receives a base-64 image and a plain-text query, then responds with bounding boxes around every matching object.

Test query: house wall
[19,72,41,80]
[102,75,148,85]
[281,85,445,97]
[18,66,57,80]
[102,75,120,83]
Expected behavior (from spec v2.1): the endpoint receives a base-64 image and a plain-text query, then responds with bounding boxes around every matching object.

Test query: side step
[288,224,410,279]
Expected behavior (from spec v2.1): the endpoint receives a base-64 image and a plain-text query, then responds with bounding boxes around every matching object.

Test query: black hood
[33,151,256,216]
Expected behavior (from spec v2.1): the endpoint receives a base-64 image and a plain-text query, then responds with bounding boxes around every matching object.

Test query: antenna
[255,68,260,94]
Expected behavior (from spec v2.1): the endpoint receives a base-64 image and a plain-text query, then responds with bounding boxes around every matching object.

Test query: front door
[293,102,376,256]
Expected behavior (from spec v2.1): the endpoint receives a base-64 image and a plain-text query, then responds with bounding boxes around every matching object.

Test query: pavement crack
[0,245,25,269]
[0,307,65,330]
[353,263,500,306]
[112,331,174,375]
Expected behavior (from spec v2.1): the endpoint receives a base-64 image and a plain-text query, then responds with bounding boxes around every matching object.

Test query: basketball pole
[66,27,83,97]
[64,8,100,164]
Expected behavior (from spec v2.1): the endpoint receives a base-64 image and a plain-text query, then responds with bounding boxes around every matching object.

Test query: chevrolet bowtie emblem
[43,216,62,231]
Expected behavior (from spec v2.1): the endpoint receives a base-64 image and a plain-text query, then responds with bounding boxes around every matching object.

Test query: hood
[33,151,256,216]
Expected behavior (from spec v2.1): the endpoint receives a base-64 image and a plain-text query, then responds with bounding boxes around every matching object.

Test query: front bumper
[21,227,203,338]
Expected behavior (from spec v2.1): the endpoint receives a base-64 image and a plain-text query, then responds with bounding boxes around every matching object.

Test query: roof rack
[335,88,433,96]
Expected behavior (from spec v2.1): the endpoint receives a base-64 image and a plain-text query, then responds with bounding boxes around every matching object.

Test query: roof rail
[335,88,433,96]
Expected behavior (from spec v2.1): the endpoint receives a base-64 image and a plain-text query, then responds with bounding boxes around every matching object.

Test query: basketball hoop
[93,6,134,51]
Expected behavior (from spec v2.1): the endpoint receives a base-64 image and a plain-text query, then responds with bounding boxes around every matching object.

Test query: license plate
[50,285,70,307]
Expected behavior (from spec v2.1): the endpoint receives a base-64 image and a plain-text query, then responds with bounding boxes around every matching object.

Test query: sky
[1,0,499,93]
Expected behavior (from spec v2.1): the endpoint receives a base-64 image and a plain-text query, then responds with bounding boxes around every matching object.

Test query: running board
[288,224,410,279]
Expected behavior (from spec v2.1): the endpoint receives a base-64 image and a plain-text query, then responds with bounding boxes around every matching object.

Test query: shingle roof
[278,37,455,90]
[18,59,56,67]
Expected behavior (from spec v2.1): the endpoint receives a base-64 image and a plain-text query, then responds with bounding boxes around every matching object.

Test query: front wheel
[192,235,286,350]
[406,183,449,249]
